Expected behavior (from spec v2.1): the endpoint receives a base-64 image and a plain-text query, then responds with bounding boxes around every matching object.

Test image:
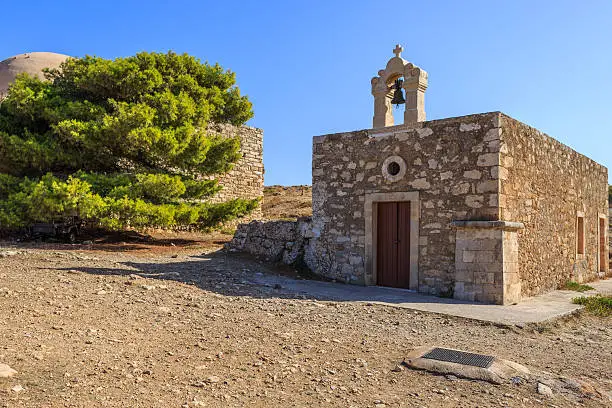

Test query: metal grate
[422,348,494,368]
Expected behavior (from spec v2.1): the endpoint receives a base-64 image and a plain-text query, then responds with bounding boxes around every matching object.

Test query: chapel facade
[307,45,609,304]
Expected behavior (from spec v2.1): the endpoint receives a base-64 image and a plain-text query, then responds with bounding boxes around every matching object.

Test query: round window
[381,155,407,182]
[387,161,401,176]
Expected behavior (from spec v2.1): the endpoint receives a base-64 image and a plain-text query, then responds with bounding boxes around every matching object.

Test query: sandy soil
[0,234,610,408]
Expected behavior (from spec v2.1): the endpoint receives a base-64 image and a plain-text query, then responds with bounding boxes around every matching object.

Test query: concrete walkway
[252,274,612,326]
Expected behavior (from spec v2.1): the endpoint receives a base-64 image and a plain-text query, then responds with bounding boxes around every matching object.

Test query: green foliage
[97,196,259,231]
[196,198,260,229]
[573,295,612,317]
[561,281,595,292]
[0,52,257,231]
[182,178,221,200]
[0,174,105,226]
[73,171,221,203]
[73,171,133,197]
[0,173,258,230]
[0,51,252,176]
[0,174,21,199]
[134,174,186,203]
[26,174,104,222]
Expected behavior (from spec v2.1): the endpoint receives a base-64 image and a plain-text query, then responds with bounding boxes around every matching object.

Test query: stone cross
[393,44,403,58]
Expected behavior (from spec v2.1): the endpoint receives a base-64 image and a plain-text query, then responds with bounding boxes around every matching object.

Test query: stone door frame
[598,212,608,274]
[364,191,420,289]
[575,210,586,259]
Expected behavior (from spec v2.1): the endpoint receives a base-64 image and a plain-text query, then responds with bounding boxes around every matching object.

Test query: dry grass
[262,185,312,220]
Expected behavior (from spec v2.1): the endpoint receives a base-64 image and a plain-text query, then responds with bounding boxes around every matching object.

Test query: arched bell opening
[385,73,406,126]
[371,44,428,129]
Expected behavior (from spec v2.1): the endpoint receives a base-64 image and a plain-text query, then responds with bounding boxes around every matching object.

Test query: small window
[599,217,607,272]
[381,155,407,182]
[577,216,585,255]
[387,161,401,176]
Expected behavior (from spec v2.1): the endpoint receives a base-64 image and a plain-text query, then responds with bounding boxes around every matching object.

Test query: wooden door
[376,201,411,288]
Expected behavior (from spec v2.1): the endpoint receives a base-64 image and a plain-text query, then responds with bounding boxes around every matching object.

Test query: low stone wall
[227,218,313,265]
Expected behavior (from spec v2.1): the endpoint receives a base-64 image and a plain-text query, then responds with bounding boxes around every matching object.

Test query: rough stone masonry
[231,45,608,305]
[307,111,608,304]
[207,123,264,218]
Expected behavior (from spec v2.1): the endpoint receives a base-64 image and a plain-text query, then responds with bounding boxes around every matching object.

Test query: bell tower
[371,44,428,128]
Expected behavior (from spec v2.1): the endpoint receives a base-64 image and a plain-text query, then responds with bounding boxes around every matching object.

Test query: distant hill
[263,185,312,219]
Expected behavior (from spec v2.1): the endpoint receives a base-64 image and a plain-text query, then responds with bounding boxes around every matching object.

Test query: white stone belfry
[371,44,428,128]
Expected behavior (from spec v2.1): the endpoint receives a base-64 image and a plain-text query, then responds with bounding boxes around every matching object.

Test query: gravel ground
[0,237,610,408]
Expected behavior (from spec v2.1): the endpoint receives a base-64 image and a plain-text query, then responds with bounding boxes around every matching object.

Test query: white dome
[0,52,70,96]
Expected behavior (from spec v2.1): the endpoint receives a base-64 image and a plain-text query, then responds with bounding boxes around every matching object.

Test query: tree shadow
[3,228,231,253]
[55,249,475,306]
[56,250,317,300]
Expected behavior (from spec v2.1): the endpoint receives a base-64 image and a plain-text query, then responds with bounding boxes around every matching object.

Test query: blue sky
[2,1,611,185]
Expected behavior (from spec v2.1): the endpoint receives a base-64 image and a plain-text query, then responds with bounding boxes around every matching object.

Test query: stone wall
[311,112,503,295]
[452,221,522,304]
[228,218,312,265]
[207,123,264,218]
[500,115,609,296]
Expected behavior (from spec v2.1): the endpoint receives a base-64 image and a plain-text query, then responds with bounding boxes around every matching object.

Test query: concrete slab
[404,346,530,384]
[250,274,612,326]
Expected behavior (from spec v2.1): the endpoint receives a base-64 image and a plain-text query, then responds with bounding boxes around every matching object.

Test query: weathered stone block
[462,250,476,263]
[483,127,501,141]
[474,272,495,284]
[476,180,499,193]
[463,170,482,179]
[491,166,508,180]
[208,123,263,208]
[440,171,453,180]
[475,251,495,263]
[502,272,520,285]
[477,153,499,167]
[503,283,521,305]
[455,269,473,282]
[466,195,484,208]
[410,178,431,189]
[452,182,471,195]
[460,123,481,132]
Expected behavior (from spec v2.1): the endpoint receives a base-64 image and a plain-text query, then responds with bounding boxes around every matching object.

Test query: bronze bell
[390,78,405,106]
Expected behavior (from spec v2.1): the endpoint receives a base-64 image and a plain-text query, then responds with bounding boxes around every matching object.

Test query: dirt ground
[0,232,610,408]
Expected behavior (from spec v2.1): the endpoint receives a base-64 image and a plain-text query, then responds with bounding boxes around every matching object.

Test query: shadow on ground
[51,247,606,325]
[4,228,231,253]
[56,249,470,306]
[57,250,323,301]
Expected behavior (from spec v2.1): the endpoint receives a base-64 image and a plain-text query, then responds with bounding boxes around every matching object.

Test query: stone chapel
[306,45,609,304]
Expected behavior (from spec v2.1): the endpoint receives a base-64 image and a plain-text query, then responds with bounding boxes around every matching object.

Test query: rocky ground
[0,234,610,407]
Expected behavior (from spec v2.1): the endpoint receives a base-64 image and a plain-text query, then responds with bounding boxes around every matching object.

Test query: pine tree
[0,52,259,230]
